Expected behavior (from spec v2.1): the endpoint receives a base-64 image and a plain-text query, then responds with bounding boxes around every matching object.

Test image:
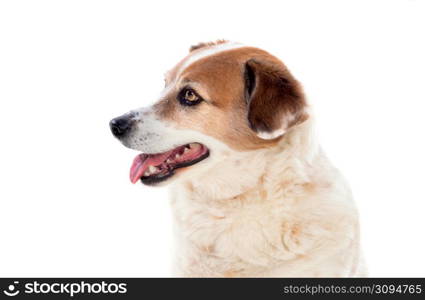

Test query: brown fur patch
[223,270,239,277]
[155,45,308,151]
[245,58,308,133]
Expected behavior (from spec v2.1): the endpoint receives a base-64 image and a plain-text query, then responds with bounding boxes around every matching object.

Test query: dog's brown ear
[244,57,308,139]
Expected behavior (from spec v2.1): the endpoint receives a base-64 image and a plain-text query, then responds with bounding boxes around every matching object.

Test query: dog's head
[110,41,308,187]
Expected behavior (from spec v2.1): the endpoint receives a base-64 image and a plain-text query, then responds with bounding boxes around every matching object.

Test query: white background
[0,0,424,277]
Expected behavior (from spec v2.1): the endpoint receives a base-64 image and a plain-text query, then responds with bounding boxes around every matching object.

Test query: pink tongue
[129,151,173,184]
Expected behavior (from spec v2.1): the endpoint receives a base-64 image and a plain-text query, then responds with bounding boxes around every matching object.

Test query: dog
[110,41,366,277]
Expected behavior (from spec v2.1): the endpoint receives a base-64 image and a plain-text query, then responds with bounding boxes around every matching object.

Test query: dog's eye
[178,88,202,106]
[184,90,198,101]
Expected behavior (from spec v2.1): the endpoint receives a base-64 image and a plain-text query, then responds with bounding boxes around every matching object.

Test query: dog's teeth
[149,165,158,173]
[144,171,151,176]
[175,154,180,159]
[191,143,200,150]
[166,159,172,163]
[184,147,190,153]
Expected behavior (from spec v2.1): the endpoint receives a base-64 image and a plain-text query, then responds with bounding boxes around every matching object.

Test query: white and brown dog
[110,41,366,277]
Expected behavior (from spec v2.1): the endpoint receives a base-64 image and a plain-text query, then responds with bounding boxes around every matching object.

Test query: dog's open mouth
[129,143,209,185]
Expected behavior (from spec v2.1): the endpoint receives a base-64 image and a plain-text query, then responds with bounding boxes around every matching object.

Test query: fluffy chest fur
[170,123,365,277]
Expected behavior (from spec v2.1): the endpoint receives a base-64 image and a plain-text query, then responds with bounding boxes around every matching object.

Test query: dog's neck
[172,117,319,203]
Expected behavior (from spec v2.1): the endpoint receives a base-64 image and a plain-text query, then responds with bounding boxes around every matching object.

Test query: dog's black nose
[110,115,132,138]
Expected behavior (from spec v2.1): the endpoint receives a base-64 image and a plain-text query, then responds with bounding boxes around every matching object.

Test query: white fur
[168,118,366,277]
[257,128,286,140]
